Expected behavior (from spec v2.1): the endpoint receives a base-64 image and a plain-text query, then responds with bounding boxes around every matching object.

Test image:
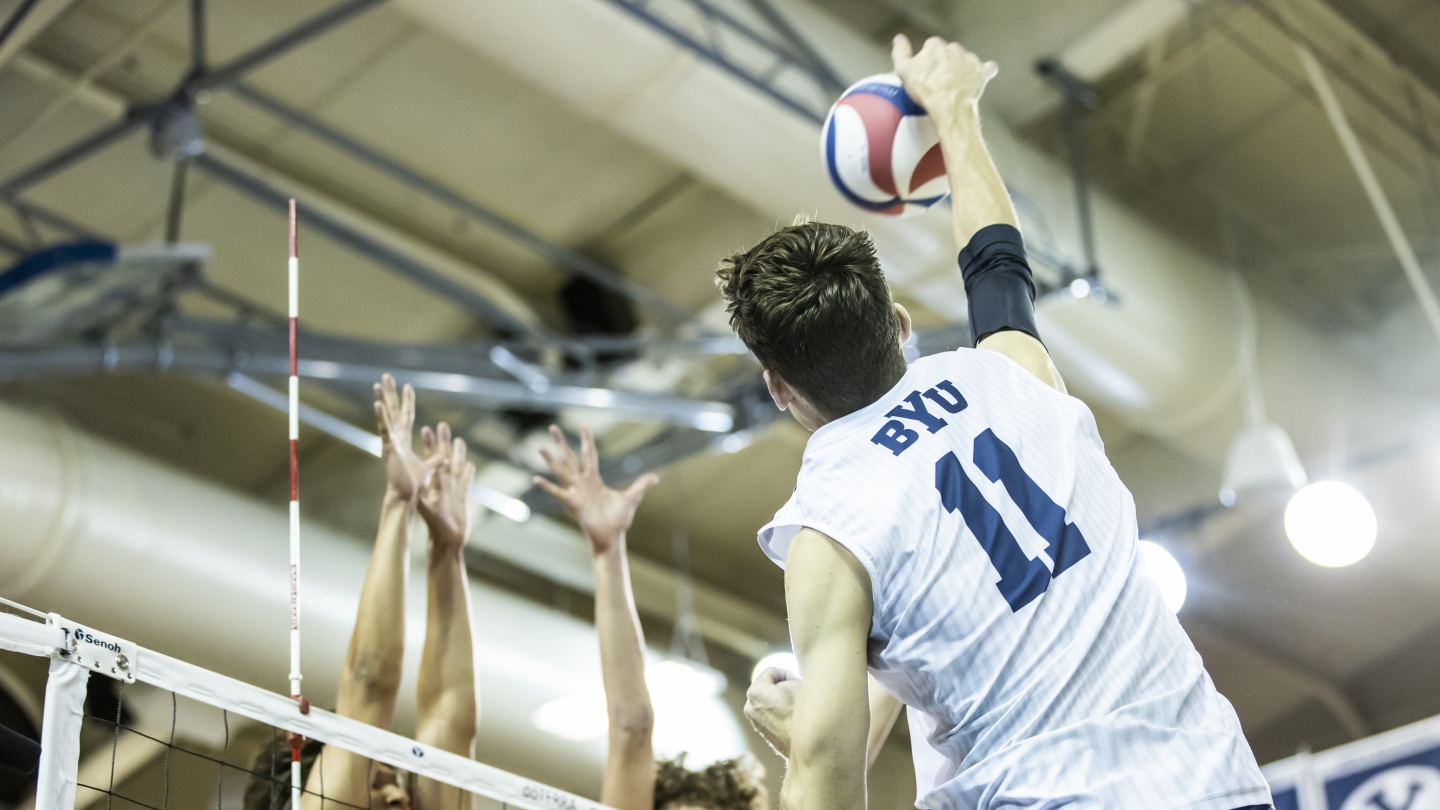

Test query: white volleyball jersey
[759,349,1270,810]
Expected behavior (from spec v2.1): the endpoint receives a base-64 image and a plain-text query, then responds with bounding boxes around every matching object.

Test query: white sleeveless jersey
[759,349,1270,810]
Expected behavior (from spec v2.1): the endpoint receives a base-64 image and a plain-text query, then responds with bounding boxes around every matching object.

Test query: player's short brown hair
[653,755,767,810]
[717,222,906,420]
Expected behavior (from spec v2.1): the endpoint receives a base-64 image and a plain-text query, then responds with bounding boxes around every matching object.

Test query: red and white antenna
[286,199,308,809]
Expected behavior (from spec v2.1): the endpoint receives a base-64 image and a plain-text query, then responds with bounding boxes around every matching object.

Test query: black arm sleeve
[958,223,1039,347]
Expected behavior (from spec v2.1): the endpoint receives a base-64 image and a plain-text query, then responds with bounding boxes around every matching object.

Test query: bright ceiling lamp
[531,687,608,742]
[1284,481,1376,567]
[646,659,725,702]
[1137,540,1187,614]
[751,651,798,683]
[532,659,744,764]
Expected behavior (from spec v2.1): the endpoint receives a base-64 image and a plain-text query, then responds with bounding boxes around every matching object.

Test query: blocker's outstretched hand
[417,422,475,552]
[533,425,657,555]
[891,33,997,122]
[374,373,426,502]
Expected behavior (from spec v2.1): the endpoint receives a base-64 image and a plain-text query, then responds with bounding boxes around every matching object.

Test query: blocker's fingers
[437,421,451,451]
[451,437,466,476]
[402,383,415,426]
[421,424,435,456]
[623,472,659,502]
[923,35,947,54]
[580,427,598,474]
[532,475,566,501]
[983,60,999,82]
[381,373,398,408]
[374,401,388,436]
[549,424,577,467]
[891,33,913,69]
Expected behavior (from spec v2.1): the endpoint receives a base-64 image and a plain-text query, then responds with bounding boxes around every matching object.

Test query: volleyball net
[0,603,607,810]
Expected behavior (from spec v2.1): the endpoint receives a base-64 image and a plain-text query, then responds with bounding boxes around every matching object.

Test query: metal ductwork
[0,402,620,796]
[389,0,1421,463]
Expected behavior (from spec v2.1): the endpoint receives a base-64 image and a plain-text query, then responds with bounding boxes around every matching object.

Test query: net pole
[286,198,306,810]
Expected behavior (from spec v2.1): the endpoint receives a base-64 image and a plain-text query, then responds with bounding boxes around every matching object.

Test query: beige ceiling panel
[603,182,776,314]
[176,175,475,342]
[299,29,687,247]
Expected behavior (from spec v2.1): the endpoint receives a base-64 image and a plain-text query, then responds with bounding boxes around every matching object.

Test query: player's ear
[895,302,913,347]
[763,368,793,412]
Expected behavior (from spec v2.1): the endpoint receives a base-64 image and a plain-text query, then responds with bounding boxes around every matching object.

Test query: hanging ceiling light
[1284,481,1377,568]
[1137,540,1187,614]
[531,658,743,764]
[1219,422,1308,506]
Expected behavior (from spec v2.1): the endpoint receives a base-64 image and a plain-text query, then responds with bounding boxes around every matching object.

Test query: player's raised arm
[534,426,659,810]
[774,529,872,810]
[893,35,1065,392]
[414,423,479,810]
[301,376,423,810]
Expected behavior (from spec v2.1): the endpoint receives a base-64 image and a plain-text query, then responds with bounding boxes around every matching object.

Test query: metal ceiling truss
[0,0,43,54]
[0,0,702,348]
[224,82,695,327]
[0,0,387,200]
[600,0,843,125]
[188,151,550,344]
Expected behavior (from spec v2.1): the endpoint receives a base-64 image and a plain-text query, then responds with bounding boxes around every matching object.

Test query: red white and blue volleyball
[822,73,949,217]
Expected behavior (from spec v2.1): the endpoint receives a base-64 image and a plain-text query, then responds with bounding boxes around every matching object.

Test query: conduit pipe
[0,402,617,796]
[391,0,1419,461]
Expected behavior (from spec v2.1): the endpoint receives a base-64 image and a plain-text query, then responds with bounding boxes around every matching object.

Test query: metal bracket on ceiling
[1036,58,1117,305]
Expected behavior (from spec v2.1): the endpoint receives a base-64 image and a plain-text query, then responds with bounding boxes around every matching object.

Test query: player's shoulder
[910,345,1031,381]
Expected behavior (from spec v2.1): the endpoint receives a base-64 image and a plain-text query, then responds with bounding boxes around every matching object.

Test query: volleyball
[821,73,949,217]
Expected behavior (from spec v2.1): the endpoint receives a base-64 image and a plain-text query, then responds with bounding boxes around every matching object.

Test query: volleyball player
[730,35,1272,810]
[533,425,768,810]
[245,374,478,810]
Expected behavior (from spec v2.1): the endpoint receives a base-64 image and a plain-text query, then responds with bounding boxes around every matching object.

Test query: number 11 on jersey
[935,429,1092,612]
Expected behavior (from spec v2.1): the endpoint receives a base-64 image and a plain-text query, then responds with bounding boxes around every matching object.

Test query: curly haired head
[717,221,906,421]
[653,755,768,810]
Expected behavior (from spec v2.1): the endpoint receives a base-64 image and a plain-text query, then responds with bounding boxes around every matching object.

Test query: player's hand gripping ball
[821,73,949,217]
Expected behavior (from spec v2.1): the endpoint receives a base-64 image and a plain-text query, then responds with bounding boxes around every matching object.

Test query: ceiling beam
[225,82,693,326]
[0,334,737,431]
[1312,0,1440,102]
[0,0,79,70]
[1017,0,1190,126]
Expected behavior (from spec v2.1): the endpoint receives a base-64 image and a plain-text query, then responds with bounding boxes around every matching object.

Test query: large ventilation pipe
[390,0,1421,462]
[0,403,618,796]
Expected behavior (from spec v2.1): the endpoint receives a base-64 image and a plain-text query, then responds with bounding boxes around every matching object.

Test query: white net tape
[0,609,609,810]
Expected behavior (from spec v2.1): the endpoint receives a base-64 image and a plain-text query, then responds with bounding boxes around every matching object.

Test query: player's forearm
[416,544,478,752]
[782,739,867,810]
[593,541,656,810]
[337,489,410,722]
[593,542,654,746]
[781,674,869,810]
[932,104,1018,250]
